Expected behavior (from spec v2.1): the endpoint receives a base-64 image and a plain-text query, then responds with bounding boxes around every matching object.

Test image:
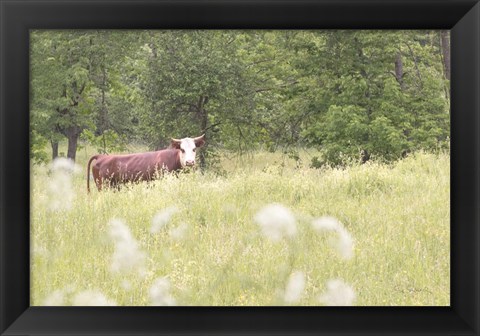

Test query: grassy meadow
[30,144,450,306]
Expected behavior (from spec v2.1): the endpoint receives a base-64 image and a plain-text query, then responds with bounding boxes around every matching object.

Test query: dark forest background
[30,30,450,168]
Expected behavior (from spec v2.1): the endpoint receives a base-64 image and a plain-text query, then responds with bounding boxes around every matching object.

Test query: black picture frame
[1,0,479,335]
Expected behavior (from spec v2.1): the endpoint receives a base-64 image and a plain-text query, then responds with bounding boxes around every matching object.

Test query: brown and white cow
[87,134,205,192]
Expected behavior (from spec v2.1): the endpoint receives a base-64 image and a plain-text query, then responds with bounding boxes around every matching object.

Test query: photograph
[29,29,451,307]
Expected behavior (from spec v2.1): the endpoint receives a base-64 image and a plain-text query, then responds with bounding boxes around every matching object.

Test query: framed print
[1,0,479,335]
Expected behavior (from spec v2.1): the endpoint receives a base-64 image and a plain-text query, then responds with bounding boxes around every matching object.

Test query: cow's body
[87,135,205,192]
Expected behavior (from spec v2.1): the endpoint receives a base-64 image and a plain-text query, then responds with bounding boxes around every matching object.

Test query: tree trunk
[100,65,108,134]
[439,30,450,100]
[395,51,405,90]
[405,42,423,89]
[51,141,59,160]
[440,30,450,81]
[65,125,82,161]
[196,95,209,170]
[67,133,78,161]
[361,149,370,164]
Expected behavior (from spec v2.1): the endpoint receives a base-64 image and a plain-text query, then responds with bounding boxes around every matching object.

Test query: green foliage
[31,31,142,160]
[30,30,450,166]
[80,129,127,154]
[30,130,49,164]
[297,31,449,165]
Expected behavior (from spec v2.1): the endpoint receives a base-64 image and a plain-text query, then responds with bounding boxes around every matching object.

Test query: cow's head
[170,134,205,167]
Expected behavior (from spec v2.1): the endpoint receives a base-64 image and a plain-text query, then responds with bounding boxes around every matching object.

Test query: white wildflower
[169,223,189,240]
[72,290,116,306]
[283,271,306,304]
[254,203,297,242]
[32,244,48,257]
[312,216,354,260]
[121,280,132,291]
[47,157,79,211]
[51,157,81,173]
[50,157,81,174]
[108,218,146,275]
[312,216,339,231]
[42,290,65,306]
[318,279,356,306]
[336,230,354,259]
[151,207,178,233]
[149,277,176,306]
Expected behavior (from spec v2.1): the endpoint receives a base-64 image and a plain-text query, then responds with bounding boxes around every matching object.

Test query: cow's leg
[95,178,103,191]
[92,166,102,191]
[114,182,121,191]
[109,177,121,191]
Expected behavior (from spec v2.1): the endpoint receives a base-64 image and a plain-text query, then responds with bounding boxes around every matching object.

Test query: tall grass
[31,147,450,306]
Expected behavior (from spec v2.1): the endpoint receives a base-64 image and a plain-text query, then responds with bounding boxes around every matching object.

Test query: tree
[31,31,96,161]
[439,30,450,81]
[31,31,142,160]
[296,31,449,165]
[138,31,256,168]
[30,30,450,167]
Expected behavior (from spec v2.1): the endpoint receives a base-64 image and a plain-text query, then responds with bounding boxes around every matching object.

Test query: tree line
[30,30,450,167]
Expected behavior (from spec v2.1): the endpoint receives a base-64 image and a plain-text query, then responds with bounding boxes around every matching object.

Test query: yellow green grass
[31,146,450,306]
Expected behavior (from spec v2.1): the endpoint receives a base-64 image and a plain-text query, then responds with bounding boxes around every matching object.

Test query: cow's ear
[194,134,205,148]
[170,138,181,149]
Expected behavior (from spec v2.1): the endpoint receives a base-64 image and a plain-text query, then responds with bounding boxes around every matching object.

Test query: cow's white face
[171,134,205,168]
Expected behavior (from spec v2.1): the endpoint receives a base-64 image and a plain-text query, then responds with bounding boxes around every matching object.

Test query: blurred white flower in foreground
[318,279,356,306]
[151,207,178,233]
[254,203,297,242]
[121,280,132,291]
[312,216,354,260]
[283,271,306,304]
[51,157,81,173]
[169,223,189,240]
[42,290,65,306]
[72,290,117,306]
[149,277,176,306]
[47,157,80,211]
[108,218,146,275]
